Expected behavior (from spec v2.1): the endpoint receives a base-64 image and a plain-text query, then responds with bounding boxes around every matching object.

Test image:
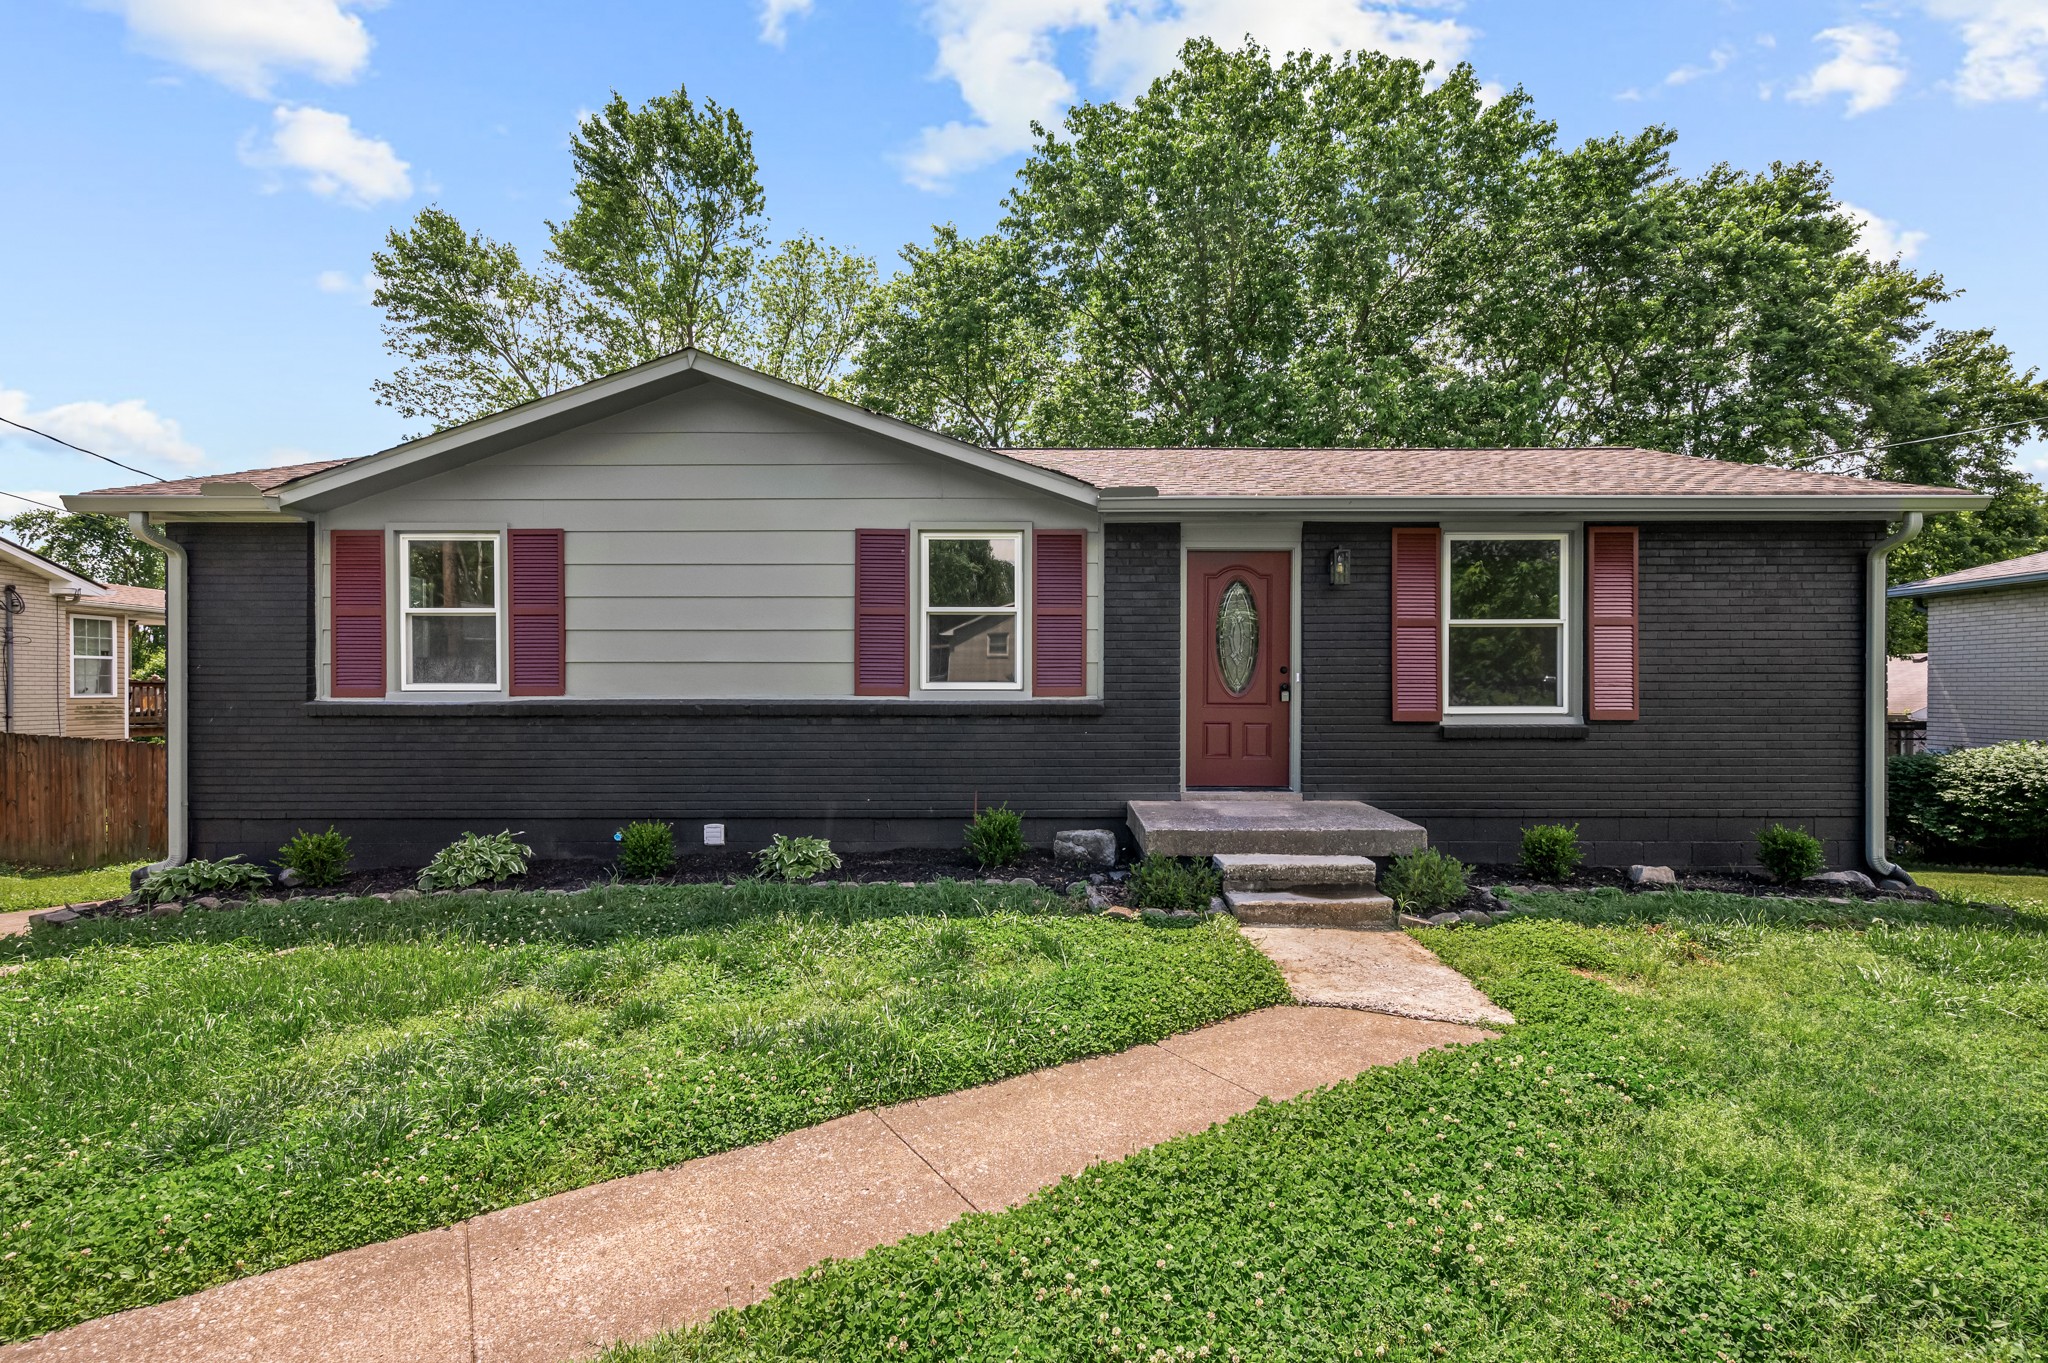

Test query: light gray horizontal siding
[317,385,1102,699]
[1925,585,2048,749]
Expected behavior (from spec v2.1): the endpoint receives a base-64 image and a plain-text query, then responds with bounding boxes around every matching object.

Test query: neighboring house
[0,534,165,740]
[67,350,1983,872]
[1889,548,2048,750]
[1885,651,1928,754]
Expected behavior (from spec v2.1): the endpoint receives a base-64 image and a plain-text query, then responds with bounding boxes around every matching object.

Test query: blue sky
[4,0,2046,512]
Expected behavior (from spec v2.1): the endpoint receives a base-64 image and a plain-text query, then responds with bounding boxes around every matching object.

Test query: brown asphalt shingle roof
[1003,446,1970,498]
[82,447,1968,502]
[1892,547,2048,595]
[92,583,166,615]
[81,459,358,497]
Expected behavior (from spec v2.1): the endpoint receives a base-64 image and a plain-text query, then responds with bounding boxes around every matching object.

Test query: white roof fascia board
[1890,569,2048,599]
[63,494,292,519]
[1096,493,1991,519]
[0,535,104,595]
[274,350,1098,513]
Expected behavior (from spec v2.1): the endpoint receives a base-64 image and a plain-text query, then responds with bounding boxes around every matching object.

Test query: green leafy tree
[1,510,162,588]
[551,86,766,368]
[371,207,596,430]
[742,234,878,391]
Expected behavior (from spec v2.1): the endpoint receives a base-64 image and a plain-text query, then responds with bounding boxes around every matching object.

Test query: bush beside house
[1891,741,2048,866]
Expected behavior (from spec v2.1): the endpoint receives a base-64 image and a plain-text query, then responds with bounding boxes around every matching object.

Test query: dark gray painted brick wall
[1300,521,1884,871]
[173,521,1181,866]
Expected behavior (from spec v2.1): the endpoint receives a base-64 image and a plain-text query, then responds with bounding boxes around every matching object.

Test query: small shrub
[1127,854,1221,912]
[419,831,533,891]
[754,834,841,882]
[1518,823,1583,882]
[137,856,271,905]
[1381,847,1469,913]
[1756,823,1825,883]
[1923,740,2048,864]
[965,804,1027,869]
[616,820,676,880]
[277,826,352,887]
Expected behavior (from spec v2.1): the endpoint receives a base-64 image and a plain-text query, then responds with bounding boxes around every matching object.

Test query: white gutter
[1866,513,1922,883]
[127,514,186,882]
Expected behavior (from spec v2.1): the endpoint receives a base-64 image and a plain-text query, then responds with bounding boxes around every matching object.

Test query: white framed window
[70,615,116,698]
[922,531,1023,689]
[1444,532,1569,714]
[400,533,502,691]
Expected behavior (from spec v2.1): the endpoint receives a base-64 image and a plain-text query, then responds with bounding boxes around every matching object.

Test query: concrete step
[1212,853,1378,893]
[1223,888,1397,929]
[1129,799,1426,858]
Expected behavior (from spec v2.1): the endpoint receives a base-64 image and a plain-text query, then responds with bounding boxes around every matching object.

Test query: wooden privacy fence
[1,731,165,869]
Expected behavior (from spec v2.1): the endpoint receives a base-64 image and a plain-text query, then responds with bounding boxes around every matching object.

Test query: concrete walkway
[3,1004,1491,1363]
[1244,926,1516,1027]
[0,911,39,939]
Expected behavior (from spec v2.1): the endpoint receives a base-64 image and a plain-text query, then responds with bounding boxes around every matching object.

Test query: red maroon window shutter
[509,529,567,697]
[330,530,386,699]
[854,529,910,696]
[1390,527,1442,723]
[1587,525,1640,721]
[1032,530,1087,696]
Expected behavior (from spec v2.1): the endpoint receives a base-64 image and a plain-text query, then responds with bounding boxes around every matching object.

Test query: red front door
[1186,551,1291,789]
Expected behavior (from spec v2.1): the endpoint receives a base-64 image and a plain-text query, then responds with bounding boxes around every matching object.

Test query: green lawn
[0,882,1287,1342]
[611,890,2048,1363]
[0,863,145,914]
[1910,866,2048,919]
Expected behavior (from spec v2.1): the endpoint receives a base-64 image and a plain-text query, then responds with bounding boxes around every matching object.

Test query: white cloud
[897,0,1476,190]
[0,383,206,471]
[758,0,815,45]
[1789,24,1909,114]
[1839,201,1930,262]
[1665,43,1736,86]
[1923,0,2048,102]
[316,268,381,300]
[91,0,375,97]
[243,104,411,206]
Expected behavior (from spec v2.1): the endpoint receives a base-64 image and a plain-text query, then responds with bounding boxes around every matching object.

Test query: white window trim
[920,530,1026,691]
[1443,531,1571,716]
[398,532,504,693]
[69,614,118,699]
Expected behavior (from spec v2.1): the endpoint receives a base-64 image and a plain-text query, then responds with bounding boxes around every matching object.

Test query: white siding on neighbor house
[0,566,63,735]
[1925,583,2048,750]
[318,384,1103,699]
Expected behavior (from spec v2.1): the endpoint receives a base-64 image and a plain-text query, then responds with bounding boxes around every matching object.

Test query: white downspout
[1866,512,1922,882]
[128,514,186,882]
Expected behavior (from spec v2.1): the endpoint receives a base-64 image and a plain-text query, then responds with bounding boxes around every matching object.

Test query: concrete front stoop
[1213,853,1394,929]
[1128,798,1427,859]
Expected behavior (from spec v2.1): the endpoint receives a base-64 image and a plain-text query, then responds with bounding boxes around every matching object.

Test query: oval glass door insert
[1215,579,1259,695]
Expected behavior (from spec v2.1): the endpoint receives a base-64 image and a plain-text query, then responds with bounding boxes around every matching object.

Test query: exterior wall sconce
[1327,547,1352,587]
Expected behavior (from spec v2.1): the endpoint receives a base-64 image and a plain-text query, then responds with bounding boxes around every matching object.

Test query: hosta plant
[137,856,271,905]
[419,831,533,891]
[754,834,841,882]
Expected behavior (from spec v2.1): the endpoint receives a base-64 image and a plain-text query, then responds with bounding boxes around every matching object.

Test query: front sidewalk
[4,1004,1493,1363]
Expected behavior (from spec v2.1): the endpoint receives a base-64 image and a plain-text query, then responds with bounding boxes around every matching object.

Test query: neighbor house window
[1444,533,1568,712]
[400,533,500,690]
[923,532,1022,688]
[70,616,116,697]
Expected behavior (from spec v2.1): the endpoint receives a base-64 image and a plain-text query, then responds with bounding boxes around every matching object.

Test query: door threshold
[1181,789,1302,802]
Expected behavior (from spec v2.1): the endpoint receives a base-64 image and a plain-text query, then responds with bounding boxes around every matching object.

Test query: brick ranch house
[66,350,1983,876]
[1,533,165,740]
[1889,547,2048,751]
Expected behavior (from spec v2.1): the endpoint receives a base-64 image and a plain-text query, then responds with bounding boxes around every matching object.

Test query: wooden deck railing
[0,731,166,869]
[129,679,167,736]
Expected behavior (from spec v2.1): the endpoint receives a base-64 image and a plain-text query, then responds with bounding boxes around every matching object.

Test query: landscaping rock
[1008,876,1037,887]
[1876,879,1939,901]
[1088,873,1108,886]
[129,864,154,891]
[145,902,184,918]
[1628,864,1678,889]
[1210,896,1227,915]
[1052,829,1119,869]
[255,897,283,908]
[1458,909,1495,926]
[1426,911,1461,927]
[389,888,421,902]
[278,867,304,888]
[1806,870,1876,893]
[1398,913,1432,928]
[192,896,221,910]
[29,909,80,926]
[1103,904,1139,921]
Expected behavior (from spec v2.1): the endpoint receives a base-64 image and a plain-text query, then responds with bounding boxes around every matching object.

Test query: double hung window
[400,534,500,690]
[1444,533,1568,712]
[923,532,1022,688]
[70,616,116,697]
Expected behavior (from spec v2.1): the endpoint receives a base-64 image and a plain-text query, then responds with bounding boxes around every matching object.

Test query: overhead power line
[1791,417,2046,469]
[0,490,69,514]
[0,414,167,483]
